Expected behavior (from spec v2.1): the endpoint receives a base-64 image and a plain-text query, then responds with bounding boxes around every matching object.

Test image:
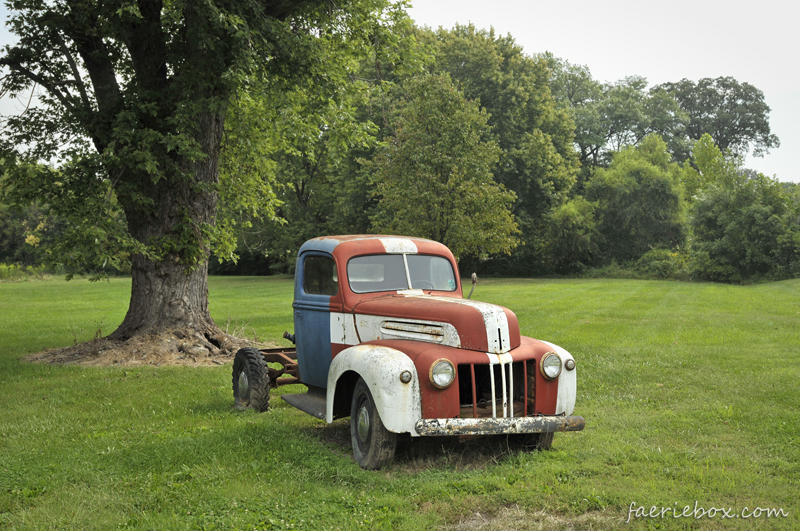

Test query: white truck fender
[541,341,577,416]
[327,344,422,436]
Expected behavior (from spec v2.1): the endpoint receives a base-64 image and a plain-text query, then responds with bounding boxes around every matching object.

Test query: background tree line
[3,16,799,285]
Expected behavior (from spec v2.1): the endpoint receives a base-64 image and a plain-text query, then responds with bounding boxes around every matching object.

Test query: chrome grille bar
[488,354,514,418]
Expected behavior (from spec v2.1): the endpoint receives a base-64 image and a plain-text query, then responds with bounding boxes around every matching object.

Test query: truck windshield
[348,254,457,294]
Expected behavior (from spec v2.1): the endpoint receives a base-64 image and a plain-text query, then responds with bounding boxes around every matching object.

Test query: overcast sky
[2,1,797,182]
[407,0,799,183]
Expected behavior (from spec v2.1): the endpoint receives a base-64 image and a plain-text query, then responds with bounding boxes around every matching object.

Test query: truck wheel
[350,378,397,470]
[519,432,554,451]
[232,347,270,412]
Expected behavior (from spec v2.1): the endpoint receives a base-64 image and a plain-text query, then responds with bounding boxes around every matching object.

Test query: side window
[303,256,338,296]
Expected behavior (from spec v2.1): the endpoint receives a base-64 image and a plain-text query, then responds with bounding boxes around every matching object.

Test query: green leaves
[655,77,780,158]
[688,139,797,281]
[545,60,690,166]
[368,74,518,260]
[585,135,688,264]
[0,0,406,279]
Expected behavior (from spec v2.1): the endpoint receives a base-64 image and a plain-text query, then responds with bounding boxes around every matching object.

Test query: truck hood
[352,294,521,353]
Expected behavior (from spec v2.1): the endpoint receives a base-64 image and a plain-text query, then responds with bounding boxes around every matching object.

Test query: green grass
[1,276,798,530]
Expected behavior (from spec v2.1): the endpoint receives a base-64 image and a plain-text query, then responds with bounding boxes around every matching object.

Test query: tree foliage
[545,56,689,168]
[543,196,600,273]
[2,8,791,288]
[689,139,799,281]
[423,27,579,221]
[368,74,518,260]
[0,0,398,339]
[654,77,780,158]
[585,135,688,263]
[211,2,425,271]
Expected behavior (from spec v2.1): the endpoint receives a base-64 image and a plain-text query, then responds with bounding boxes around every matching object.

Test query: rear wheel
[350,378,397,470]
[232,347,270,412]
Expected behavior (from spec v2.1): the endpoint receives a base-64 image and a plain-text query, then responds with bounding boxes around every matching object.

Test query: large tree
[422,26,579,222]
[689,135,798,281]
[654,76,780,158]
[212,3,423,272]
[544,55,689,168]
[368,74,518,260]
[0,0,389,348]
[585,135,688,263]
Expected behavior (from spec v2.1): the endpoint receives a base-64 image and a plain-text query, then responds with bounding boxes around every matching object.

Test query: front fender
[541,341,576,416]
[327,344,422,436]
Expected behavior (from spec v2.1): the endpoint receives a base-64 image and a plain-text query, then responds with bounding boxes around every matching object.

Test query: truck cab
[232,235,584,469]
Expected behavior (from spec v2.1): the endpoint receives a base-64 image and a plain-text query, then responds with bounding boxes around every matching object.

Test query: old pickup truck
[232,235,584,469]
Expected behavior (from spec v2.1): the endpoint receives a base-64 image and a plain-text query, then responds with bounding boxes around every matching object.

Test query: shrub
[0,263,46,281]
[634,249,689,279]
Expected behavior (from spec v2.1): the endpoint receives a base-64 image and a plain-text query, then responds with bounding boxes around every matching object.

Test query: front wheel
[350,378,397,470]
[232,347,270,412]
[518,431,554,451]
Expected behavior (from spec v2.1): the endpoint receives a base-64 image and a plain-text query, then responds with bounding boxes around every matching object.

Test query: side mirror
[467,272,478,299]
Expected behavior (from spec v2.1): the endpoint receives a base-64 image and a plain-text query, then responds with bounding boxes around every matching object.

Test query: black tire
[350,377,397,470]
[518,431,554,451]
[232,347,270,412]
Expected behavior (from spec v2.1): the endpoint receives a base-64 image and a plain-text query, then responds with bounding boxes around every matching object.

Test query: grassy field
[0,276,798,530]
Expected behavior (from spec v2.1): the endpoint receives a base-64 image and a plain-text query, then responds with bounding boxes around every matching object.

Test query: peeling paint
[542,341,577,416]
[378,237,418,254]
[331,312,461,348]
[415,415,586,437]
[327,344,422,436]
[403,295,511,354]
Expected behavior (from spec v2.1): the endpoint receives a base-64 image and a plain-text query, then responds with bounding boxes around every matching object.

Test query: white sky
[2,1,797,182]
[407,0,800,183]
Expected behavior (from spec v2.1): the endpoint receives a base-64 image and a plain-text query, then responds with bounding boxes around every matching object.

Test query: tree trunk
[110,110,225,344]
[110,254,215,341]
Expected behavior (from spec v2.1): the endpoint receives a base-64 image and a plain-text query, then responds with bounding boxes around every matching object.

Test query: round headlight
[430,359,455,389]
[540,352,562,380]
[565,358,575,371]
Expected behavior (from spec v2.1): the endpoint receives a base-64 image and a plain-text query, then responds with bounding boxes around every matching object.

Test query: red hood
[352,294,521,353]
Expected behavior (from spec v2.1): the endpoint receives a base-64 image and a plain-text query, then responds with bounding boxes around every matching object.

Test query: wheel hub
[357,404,370,443]
[238,371,249,398]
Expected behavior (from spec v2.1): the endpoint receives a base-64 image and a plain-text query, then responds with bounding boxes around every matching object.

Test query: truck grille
[457,359,535,419]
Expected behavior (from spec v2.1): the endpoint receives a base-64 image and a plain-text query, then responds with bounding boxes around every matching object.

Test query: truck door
[293,252,339,389]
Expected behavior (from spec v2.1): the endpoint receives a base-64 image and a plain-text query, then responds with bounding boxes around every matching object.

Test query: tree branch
[120,0,168,94]
[0,58,74,113]
[21,82,37,114]
[63,0,121,121]
[53,31,91,112]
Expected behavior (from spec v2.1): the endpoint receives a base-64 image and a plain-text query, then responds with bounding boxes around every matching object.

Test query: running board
[281,388,326,420]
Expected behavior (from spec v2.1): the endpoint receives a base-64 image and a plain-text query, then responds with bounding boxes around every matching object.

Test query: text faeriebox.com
[626,501,789,523]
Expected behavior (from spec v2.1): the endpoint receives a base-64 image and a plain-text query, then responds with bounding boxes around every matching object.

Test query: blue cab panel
[292,250,335,389]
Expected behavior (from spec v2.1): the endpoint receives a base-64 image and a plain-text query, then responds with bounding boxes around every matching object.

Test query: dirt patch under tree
[26,329,270,368]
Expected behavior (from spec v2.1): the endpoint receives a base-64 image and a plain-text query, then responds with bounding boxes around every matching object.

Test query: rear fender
[327,344,422,436]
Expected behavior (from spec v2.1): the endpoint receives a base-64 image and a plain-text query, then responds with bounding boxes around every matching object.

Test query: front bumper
[415,415,585,437]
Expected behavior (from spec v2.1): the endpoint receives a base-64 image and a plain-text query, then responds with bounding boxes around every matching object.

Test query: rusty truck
[232,235,585,469]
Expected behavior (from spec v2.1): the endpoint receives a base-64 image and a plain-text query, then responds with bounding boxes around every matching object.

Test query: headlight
[430,359,455,389]
[540,352,562,380]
